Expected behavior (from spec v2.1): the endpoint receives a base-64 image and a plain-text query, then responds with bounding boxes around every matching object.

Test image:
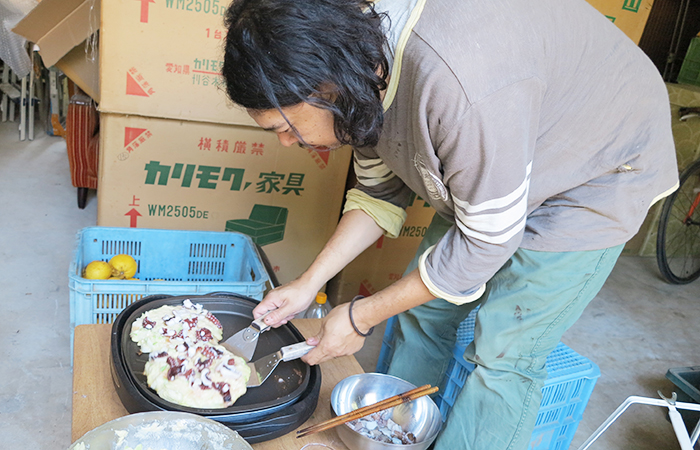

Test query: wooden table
[72,319,363,449]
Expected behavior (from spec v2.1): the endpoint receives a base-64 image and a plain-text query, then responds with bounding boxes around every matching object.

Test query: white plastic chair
[1,44,41,140]
[0,61,21,123]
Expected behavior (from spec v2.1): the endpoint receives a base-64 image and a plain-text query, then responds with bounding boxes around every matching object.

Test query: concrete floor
[0,117,698,449]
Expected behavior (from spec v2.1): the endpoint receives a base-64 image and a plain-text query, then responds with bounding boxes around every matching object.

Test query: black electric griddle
[110,292,321,442]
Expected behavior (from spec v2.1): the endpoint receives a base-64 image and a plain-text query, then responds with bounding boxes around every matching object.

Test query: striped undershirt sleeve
[353,153,396,187]
[346,149,413,236]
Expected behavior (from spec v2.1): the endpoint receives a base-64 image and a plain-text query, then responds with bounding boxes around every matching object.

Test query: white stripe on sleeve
[451,162,531,244]
[453,162,532,213]
[457,194,527,233]
[455,215,527,245]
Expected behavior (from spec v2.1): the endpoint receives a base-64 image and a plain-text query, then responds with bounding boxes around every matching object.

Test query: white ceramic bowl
[331,373,442,450]
[67,411,253,450]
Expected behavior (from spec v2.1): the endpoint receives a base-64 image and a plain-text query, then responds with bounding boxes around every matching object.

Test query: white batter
[130,300,251,408]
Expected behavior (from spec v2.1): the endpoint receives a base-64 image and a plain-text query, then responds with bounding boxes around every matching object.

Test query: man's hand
[299,270,436,365]
[253,209,385,328]
[252,279,319,327]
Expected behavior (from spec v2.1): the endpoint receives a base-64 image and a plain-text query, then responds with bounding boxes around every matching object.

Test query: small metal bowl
[331,373,442,450]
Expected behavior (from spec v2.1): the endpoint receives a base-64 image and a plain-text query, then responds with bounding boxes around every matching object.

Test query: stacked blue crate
[377,309,600,450]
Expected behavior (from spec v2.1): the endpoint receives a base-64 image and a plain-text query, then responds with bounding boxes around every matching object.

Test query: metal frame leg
[20,74,27,141]
[691,416,700,447]
[28,52,36,141]
[577,393,700,450]
[9,72,16,122]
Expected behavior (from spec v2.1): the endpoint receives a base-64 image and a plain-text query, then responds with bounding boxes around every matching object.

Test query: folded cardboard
[96,113,352,284]
[55,44,100,102]
[326,196,436,306]
[12,0,100,101]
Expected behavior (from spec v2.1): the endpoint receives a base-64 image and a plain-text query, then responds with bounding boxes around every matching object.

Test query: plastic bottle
[304,292,331,318]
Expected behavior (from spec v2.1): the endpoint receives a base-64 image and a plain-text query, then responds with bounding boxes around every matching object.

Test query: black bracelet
[349,295,374,337]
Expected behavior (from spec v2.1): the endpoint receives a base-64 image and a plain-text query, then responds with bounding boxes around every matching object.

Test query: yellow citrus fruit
[109,254,138,279]
[83,261,113,280]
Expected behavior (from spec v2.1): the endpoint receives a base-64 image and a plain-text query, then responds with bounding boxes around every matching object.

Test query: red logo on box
[307,149,330,169]
[124,127,152,153]
[359,280,376,298]
[126,68,155,97]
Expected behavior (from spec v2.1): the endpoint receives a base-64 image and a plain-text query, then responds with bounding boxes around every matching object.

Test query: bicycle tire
[656,158,700,284]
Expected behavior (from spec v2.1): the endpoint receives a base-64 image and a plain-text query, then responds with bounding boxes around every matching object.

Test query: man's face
[248,102,343,151]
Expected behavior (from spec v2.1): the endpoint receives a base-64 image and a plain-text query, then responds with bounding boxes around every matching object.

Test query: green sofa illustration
[226,204,288,246]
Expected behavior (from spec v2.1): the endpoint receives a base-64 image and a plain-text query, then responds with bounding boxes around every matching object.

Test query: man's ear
[314,82,339,103]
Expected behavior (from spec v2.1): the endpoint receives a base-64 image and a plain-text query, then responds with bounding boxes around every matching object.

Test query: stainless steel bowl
[330,373,442,450]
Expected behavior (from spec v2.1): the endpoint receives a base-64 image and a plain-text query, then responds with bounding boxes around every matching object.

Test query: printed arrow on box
[125,208,142,228]
[137,0,155,23]
[375,235,385,249]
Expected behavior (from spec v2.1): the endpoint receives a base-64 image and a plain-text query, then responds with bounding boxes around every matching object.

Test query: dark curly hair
[223,0,389,148]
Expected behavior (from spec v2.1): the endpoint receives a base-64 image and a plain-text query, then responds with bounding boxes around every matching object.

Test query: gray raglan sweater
[350,0,678,304]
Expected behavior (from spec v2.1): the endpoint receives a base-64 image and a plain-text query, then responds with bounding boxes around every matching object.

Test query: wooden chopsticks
[296,384,439,439]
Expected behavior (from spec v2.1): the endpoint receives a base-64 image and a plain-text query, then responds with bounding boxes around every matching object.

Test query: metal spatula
[223,242,280,362]
[221,310,273,362]
[246,342,314,388]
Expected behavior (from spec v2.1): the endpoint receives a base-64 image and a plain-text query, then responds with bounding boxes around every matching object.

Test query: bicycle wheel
[656,158,700,284]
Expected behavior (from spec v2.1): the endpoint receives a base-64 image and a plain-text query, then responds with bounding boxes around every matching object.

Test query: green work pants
[386,213,624,450]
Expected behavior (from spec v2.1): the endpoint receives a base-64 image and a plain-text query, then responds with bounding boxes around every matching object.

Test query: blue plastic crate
[377,309,600,450]
[69,227,270,337]
[376,308,477,376]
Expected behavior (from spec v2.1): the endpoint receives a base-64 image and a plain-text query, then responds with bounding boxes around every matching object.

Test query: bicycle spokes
[657,160,700,284]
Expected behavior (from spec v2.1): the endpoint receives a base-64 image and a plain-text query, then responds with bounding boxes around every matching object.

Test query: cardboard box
[97,0,255,125]
[96,113,352,284]
[585,0,654,44]
[15,0,653,113]
[12,0,100,101]
[13,0,254,125]
[326,195,436,306]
